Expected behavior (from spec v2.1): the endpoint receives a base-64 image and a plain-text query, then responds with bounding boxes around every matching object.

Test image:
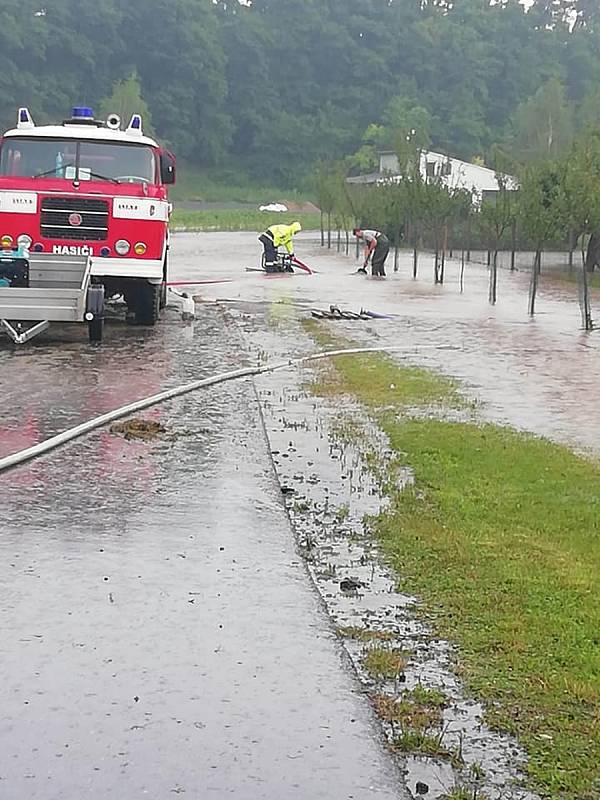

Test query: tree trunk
[434,232,441,284]
[345,230,349,255]
[568,229,575,273]
[327,212,331,249]
[466,217,472,263]
[336,228,341,252]
[489,249,498,304]
[320,211,324,247]
[510,218,517,272]
[579,248,593,330]
[460,249,465,293]
[528,250,541,316]
[585,230,600,273]
[412,224,419,278]
[440,224,448,283]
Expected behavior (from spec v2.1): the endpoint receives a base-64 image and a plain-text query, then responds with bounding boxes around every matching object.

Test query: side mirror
[160,151,176,185]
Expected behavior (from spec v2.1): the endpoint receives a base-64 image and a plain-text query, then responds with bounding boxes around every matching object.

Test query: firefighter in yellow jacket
[258,221,302,272]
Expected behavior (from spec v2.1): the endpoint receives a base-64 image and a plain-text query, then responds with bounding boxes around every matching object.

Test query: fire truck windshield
[0,137,156,183]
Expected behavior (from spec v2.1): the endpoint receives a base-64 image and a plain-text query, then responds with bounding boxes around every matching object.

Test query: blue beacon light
[130,115,142,130]
[72,106,94,119]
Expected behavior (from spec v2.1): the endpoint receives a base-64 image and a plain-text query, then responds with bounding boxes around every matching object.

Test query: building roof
[346,172,385,184]
[423,150,506,180]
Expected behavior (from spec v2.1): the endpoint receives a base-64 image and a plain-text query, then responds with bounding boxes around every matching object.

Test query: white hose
[0,346,446,474]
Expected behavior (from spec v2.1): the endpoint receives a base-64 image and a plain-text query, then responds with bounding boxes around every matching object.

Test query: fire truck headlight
[115,239,131,256]
[134,242,147,256]
[1,235,14,249]
[17,234,33,249]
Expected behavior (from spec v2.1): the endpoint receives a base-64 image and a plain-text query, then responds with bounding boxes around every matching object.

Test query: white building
[349,150,518,205]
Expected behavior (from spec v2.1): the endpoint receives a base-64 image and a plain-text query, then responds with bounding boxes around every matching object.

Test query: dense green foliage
[2,0,600,180]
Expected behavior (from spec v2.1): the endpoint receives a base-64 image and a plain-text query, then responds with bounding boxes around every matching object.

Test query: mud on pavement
[230,301,542,800]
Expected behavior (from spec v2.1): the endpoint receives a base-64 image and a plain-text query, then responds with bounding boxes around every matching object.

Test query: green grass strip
[552,269,600,290]
[304,324,600,800]
[169,165,309,204]
[303,319,461,409]
[171,209,320,232]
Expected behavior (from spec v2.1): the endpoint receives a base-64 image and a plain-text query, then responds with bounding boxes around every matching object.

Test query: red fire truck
[0,106,176,343]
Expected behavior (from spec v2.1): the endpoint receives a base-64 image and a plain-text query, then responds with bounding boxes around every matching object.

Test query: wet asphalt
[0,305,405,797]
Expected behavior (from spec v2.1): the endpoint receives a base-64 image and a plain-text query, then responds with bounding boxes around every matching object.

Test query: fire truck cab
[0,106,175,343]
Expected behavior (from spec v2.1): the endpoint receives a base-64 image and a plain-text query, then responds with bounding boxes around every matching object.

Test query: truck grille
[40,197,109,241]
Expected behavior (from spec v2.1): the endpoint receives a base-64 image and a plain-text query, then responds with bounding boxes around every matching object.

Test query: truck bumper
[90,257,164,280]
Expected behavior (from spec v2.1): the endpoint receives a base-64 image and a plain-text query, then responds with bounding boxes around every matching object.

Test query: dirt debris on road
[110,418,167,440]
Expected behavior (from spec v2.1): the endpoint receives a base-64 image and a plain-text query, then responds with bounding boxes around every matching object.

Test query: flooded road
[0,308,405,798]
[1,230,598,799]
[173,231,600,456]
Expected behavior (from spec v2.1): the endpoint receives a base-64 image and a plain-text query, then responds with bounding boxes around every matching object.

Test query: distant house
[348,150,518,205]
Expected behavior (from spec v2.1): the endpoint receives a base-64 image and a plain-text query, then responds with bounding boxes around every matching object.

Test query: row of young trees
[313,132,600,330]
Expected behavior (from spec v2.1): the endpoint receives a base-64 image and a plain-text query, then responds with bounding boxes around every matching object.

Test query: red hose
[166,279,234,286]
[291,256,314,274]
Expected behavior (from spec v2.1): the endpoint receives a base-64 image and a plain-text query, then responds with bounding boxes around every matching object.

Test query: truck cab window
[0,139,75,178]
[78,142,155,183]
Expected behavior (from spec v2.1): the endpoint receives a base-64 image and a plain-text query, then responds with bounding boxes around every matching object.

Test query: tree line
[1,0,600,181]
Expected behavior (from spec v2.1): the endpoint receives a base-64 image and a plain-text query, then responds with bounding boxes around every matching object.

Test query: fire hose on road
[0,346,451,475]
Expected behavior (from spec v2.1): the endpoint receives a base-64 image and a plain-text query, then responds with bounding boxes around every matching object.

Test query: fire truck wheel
[135,281,161,326]
[160,258,168,309]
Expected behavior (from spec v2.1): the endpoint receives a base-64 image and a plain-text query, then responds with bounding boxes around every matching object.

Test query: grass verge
[338,626,396,643]
[441,790,490,800]
[169,164,308,204]
[303,326,600,800]
[303,320,461,410]
[363,647,408,680]
[551,268,600,291]
[171,208,320,232]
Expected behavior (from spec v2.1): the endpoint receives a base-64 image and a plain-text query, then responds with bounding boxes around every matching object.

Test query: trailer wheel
[86,284,105,343]
[135,280,161,326]
[88,317,104,342]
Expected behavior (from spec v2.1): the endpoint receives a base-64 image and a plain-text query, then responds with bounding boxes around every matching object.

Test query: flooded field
[173,231,600,456]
